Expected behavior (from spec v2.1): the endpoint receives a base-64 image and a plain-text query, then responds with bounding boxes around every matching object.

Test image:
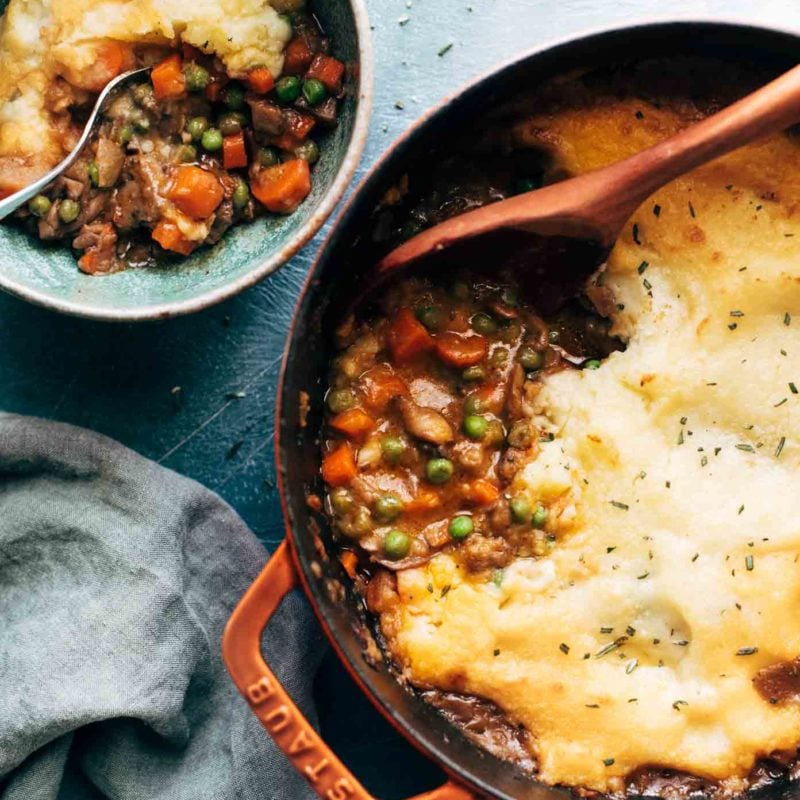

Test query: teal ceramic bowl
[0,0,372,321]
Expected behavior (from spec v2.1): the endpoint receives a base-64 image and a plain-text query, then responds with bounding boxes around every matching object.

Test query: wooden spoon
[377,63,800,274]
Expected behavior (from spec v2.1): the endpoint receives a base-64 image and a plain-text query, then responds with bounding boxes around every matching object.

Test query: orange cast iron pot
[223,20,800,800]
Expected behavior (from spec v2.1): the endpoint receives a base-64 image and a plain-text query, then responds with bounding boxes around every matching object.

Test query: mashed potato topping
[0,0,290,191]
[383,99,800,792]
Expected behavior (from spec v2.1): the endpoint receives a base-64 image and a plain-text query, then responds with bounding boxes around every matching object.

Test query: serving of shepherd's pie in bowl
[0,0,371,318]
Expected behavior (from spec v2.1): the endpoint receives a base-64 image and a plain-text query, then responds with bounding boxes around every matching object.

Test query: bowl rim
[0,0,374,322]
[276,15,800,800]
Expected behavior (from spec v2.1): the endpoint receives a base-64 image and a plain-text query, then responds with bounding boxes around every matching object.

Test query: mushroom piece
[398,398,454,445]
[95,137,125,188]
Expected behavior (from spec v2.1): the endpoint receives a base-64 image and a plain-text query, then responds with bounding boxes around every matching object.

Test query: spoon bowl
[378,62,800,276]
[0,68,150,221]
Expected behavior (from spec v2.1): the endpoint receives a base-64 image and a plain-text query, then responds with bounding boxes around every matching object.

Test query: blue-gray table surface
[2,0,796,796]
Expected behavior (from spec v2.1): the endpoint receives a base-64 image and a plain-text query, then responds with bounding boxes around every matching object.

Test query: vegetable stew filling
[322,276,618,575]
[14,10,343,274]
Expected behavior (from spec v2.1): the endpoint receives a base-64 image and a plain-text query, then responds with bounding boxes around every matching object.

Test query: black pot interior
[278,21,800,800]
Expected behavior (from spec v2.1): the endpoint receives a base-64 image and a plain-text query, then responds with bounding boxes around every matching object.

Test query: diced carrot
[339,550,358,579]
[152,220,195,256]
[322,442,357,487]
[387,308,435,364]
[223,132,248,169]
[78,251,98,274]
[330,407,375,438]
[167,165,224,219]
[251,159,311,214]
[405,489,441,514]
[306,493,323,512]
[70,40,131,92]
[96,41,127,86]
[464,479,500,506]
[247,66,275,94]
[307,54,345,94]
[283,37,314,74]
[359,367,408,412]
[151,54,186,100]
[271,111,316,151]
[434,331,488,368]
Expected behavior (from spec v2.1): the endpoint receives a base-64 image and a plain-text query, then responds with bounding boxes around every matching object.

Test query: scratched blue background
[2,0,797,797]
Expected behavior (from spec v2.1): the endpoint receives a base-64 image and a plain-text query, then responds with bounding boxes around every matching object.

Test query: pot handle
[222,540,477,800]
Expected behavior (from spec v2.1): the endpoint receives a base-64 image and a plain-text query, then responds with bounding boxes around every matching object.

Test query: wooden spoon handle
[378,63,800,273]
[594,63,800,227]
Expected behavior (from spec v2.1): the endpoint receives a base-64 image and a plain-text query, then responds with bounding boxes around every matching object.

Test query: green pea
[548,329,560,344]
[518,345,544,371]
[380,434,406,465]
[584,359,602,370]
[58,199,80,224]
[275,75,302,104]
[330,487,353,514]
[346,506,372,538]
[415,305,442,331]
[232,179,250,210]
[500,322,521,345]
[201,128,223,151]
[463,394,485,416]
[118,124,134,145]
[449,515,474,541]
[462,366,485,383]
[294,140,319,164]
[218,112,243,136]
[484,419,505,447]
[28,195,51,218]
[383,530,411,560]
[500,287,518,307]
[176,144,197,163]
[327,387,355,413]
[374,493,404,522]
[223,83,247,111]
[257,146,279,167]
[510,496,532,524]
[186,116,209,141]
[450,281,470,301]
[463,414,488,440]
[532,504,549,527]
[472,312,498,335]
[507,420,533,448]
[490,348,509,368]
[183,62,210,92]
[426,458,454,484]
[302,77,328,105]
[87,161,100,187]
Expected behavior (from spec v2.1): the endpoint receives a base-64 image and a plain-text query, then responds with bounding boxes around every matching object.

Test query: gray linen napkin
[0,413,320,800]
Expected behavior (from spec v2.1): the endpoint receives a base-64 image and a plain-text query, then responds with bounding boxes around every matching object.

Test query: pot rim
[0,0,374,322]
[276,16,800,799]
